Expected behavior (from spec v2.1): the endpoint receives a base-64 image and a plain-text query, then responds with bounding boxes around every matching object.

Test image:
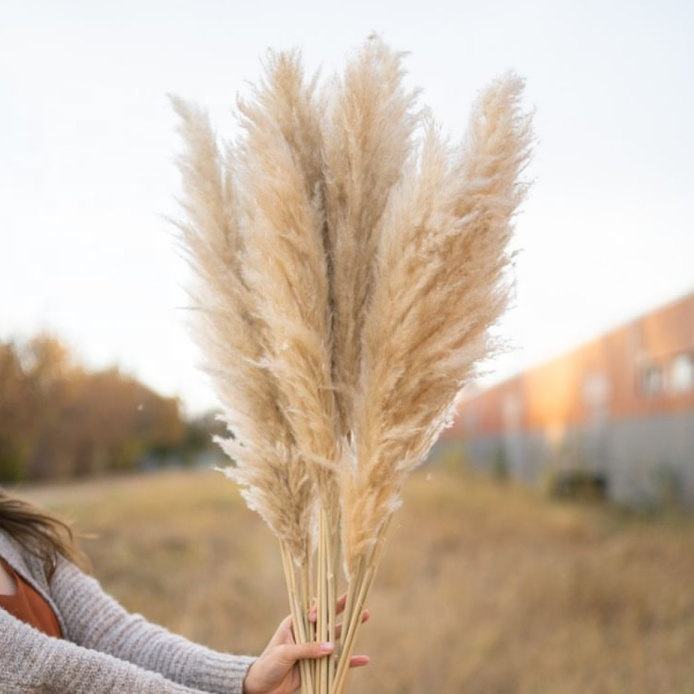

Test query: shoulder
[49,551,106,606]
[0,528,56,598]
[0,528,39,578]
[0,528,88,593]
[0,527,22,557]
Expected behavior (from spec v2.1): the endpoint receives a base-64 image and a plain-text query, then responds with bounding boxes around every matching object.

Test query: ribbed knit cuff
[190,652,258,694]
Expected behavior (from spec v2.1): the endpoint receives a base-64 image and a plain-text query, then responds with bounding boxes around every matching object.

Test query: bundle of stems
[170,33,533,693]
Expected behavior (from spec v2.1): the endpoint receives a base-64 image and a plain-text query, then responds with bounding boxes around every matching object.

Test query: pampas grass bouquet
[169,32,533,694]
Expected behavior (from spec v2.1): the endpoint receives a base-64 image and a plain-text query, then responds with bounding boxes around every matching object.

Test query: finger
[310,605,371,635]
[335,610,371,636]
[279,614,293,635]
[333,610,370,639]
[309,596,363,624]
[266,615,294,651]
[281,614,296,643]
[309,594,348,622]
[274,641,334,666]
[349,655,370,668]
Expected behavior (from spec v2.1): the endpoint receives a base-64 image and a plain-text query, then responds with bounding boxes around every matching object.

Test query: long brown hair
[0,491,89,580]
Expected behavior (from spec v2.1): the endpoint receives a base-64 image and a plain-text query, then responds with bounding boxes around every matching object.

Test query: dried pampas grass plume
[167,95,314,565]
[342,72,534,572]
[234,47,340,498]
[320,34,425,436]
[169,34,534,694]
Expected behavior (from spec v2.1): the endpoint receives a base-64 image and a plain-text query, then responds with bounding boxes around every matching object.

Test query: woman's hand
[242,595,370,694]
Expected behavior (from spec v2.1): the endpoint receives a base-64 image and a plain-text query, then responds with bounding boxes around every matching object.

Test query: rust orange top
[0,556,62,638]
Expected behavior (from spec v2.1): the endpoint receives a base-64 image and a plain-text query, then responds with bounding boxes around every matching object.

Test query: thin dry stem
[281,542,313,694]
[333,516,393,693]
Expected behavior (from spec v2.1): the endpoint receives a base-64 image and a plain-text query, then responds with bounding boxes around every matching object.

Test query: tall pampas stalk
[233,49,341,692]
[170,33,533,693]
[319,39,424,438]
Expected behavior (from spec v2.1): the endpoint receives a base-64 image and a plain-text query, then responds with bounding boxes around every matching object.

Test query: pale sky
[2,1,693,415]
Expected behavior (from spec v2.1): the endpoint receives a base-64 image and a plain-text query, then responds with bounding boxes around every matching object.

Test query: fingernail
[320,642,334,652]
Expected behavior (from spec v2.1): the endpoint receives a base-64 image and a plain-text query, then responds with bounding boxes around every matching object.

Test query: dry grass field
[13,464,694,693]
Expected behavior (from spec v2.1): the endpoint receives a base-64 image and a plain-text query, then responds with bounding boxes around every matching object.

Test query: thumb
[275,641,334,665]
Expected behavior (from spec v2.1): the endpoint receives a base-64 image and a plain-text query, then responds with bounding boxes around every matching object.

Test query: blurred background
[1,1,693,692]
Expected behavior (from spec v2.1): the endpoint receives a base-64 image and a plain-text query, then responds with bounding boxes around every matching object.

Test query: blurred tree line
[0,334,225,482]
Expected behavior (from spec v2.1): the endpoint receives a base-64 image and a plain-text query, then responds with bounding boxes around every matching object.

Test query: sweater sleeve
[0,608,212,693]
[49,555,257,694]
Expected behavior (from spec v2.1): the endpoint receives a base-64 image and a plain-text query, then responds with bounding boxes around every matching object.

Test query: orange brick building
[442,291,694,505]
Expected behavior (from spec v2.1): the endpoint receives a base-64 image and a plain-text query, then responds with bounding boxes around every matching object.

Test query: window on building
[583,372,609,406]
[669,353,694,393]
[640,364,663,396]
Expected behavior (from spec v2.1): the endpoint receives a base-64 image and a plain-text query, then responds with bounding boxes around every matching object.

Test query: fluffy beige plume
[319,33,424,436]
[233,49,340,517]
[342,73,534,570]
[169,95,313,563]
[169,43,535,692]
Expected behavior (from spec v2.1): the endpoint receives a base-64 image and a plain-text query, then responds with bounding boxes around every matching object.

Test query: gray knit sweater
[0,530,257,693]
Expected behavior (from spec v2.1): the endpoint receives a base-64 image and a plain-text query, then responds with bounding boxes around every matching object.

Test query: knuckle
[275,644,291,660]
